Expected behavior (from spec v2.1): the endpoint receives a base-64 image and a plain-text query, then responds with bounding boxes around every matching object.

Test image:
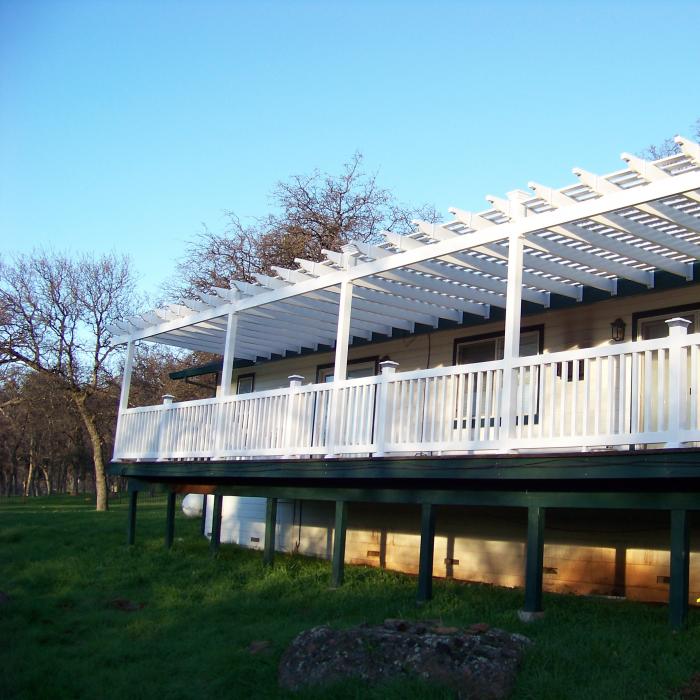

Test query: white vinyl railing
[114,324,700,461]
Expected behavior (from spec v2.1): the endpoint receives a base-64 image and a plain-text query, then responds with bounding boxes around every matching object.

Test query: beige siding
[231,286,700,391]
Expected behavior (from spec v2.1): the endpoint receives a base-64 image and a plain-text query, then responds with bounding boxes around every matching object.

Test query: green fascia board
[123,477,700,511]
[109,448,700,483]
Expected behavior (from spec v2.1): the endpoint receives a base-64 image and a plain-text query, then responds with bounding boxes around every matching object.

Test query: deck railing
[114,324,700,461]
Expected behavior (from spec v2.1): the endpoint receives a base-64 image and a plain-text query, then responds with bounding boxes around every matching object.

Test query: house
[107,136,700,627]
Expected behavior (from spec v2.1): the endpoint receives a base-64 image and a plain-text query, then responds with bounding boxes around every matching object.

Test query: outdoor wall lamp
[610,318,626,342]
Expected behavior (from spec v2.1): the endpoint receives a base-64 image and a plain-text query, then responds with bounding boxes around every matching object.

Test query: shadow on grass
[1,496,698,700]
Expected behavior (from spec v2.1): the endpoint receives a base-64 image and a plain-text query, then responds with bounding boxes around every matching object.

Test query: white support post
[500,232,524,445]
[373,360,399,457]
[665,317,692,448]
[283,375,304,458]
[214,312,238,458]
[326,281,354,457]
[157,394,175,461]
[333,281,353,381]
[220,312,239,398]
[114,340,135,459]
[119,341,136,412]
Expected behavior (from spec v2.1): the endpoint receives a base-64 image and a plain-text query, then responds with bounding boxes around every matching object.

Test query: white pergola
[110,136,700,413]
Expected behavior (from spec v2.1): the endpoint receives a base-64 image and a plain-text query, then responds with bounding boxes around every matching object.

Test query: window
[236,373,255,394]
[637,307,698,340]
[316,357,378,383]
[453,327,544,428]
[454,328,542,365]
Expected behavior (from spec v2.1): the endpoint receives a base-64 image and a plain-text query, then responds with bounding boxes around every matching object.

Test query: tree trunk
[41,464,51,495]
[70,464,79,496]
[72,393,108,511]
[23,442,35,498]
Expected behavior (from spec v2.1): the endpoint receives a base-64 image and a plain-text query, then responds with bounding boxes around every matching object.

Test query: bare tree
[0,251,137,510]
[168,152,440,297]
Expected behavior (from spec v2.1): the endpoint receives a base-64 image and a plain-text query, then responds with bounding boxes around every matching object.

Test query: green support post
[165,492,176,549]
[331,500,348,588]
[670,509,690,630]
[523,506,546,613]
[210,494,223,555]
[263,497,277,566]
[127,490,138,545]
[417,503,435,603]
[200,494,208,536]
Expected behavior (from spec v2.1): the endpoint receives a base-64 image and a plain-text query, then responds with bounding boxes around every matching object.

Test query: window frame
[451,325,544,429]
[315,355,379,384]
[236,373,256,394]
[452,325,544,366]
[632,303,700,341]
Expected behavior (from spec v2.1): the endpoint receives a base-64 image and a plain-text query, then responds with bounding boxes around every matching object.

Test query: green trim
[109,449,700,484]
[121,480,700,511]
[168,359,253,381]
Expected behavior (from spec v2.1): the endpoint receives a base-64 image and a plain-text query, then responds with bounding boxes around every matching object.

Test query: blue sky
[1,0,699,301]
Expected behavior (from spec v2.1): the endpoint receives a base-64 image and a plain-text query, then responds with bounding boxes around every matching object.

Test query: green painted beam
[417,503,436,604]
[331,501,348,588]
[670,509,690,630]
[523,506,546,613]
[165,492,176,549]
[263,498,277,566]
[200,494,208,536]
[127,490,138,546]
[108,448,700,483]
[210,494,223,556]
[124,482,700,512]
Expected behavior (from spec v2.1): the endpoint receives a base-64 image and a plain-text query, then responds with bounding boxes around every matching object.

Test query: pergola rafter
[106,138,700,369]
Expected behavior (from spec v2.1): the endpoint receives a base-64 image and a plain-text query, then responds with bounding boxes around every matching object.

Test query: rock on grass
[278,619,531,698]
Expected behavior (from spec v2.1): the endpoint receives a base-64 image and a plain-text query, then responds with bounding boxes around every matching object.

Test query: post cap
[665,317,692,335]
[161,394,175,404]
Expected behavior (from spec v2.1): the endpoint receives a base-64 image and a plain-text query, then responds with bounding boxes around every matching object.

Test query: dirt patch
[675,673,700,699]
[279,619,531,698]
[107,598,145,612]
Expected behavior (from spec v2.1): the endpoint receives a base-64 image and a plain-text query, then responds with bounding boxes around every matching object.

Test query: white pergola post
[119,340,136,412]
[500,233,524,444]
[114,340,136,459]
[219,312,239,398]
[333,281,354,381]
[326,281,354,456]
[214,312,238,458]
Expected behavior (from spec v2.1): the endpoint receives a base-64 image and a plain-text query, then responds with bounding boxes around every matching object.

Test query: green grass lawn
[1,495,699,699]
